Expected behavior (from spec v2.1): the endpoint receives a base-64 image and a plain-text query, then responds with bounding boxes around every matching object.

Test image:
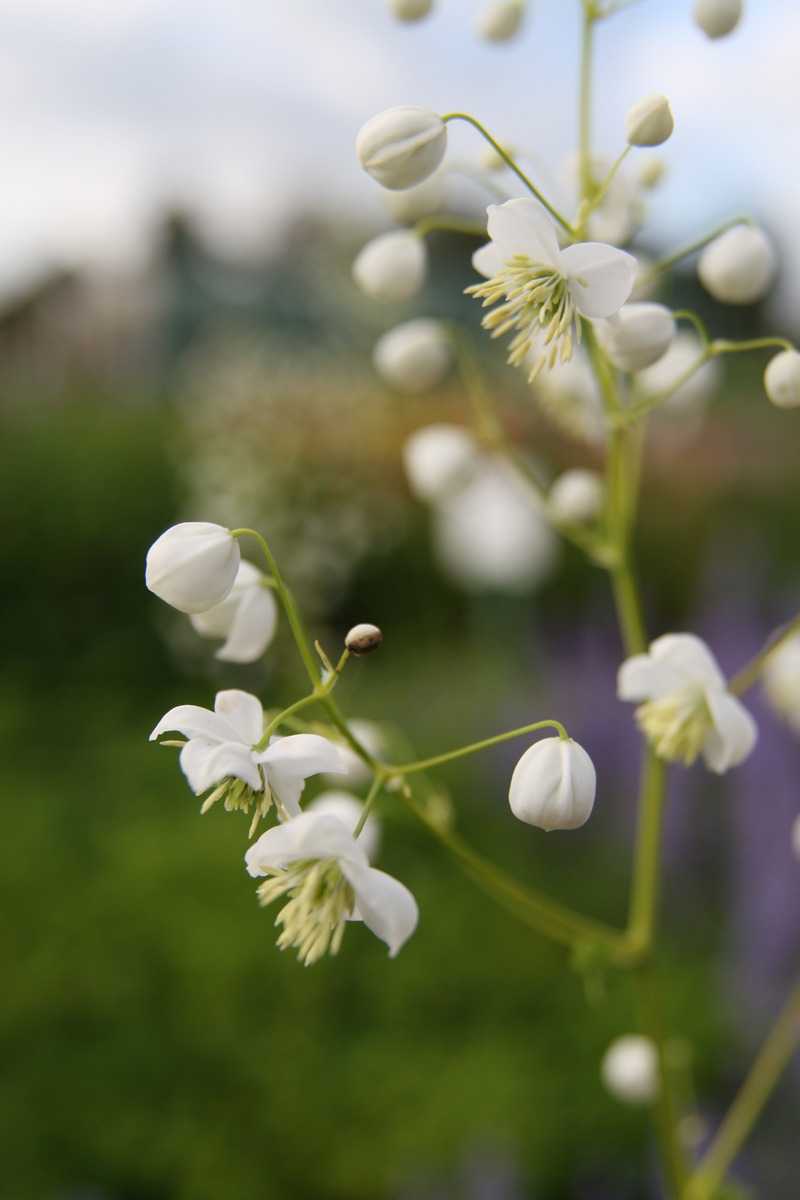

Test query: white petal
[486,199,560,267]
[149,704,239,744]
[180,739,262,794]
[561,242,637,318]
[617,655,685,702]
[264,765,306,819]
[702,690,758,774]
[649,634,726,690]
[471,241,504,278]
[309,791,381,862]
[257,734,348,779]
[340,861,418,956]
[244,811,368,877]
[217,586,278,663]
[213,690,264,745]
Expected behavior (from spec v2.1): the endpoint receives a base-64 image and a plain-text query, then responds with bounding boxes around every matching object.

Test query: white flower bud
[352,231,426,302]
[596,303,676,373]
[356,106,447,191]
[389,0,433,21]
[383,172,444,224]
[508,736,596,831]
[625,94,674,148]
[764,350,800,409]
[693,0,743,39]
[698,225,775,305]
[146,522,240,615]
[373,318,451,393]
[476,0,525,42]
[403,424,478,502]
[638,155,666,190]
[548,469,604,525]
[345,623,383,655]
[601,1036,659,1105]
[762,634,800,731]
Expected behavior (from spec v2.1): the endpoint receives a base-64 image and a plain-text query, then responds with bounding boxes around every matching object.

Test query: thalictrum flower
[245,811,418,964]
[189,560,278,663]
[508,736,597,831]
[467,199,637,379]
[150,689,347,832]
[618,634,757,772]
[145,522,240,614]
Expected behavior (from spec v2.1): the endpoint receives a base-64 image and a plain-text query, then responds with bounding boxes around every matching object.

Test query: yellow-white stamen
[636,689,711,765]
[257,859,355,966]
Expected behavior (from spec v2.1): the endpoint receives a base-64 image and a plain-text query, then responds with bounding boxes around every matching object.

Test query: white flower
[635,331,721,417]
[762,633,800,733]
[433,458,557,593]
[508,737,596,831]
[245,811,418,964]
[596,303,675,373]
[403,424,479,502]
[468,199,637,378]
[601,1036,659,1105]
[390,0,432,21]
[189,560,277,663]
[625,94,674,148]
[764,350,800,409]
[356,106,447,191]
[547,469,604,525]
[693,0,743,39]
[352,230,427,302]
[145,522,240,615]
[309,790,381,862]
[150,689,347,830]
[618,634,757,772]
[476,0,525,43]
[373,318,452,392]
[698,225,775,305]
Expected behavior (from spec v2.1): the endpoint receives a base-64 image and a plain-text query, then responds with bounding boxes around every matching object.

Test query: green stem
[635,967,692,1197]
[728,610,800,696]
[624,349,713,425]
[672,309,711,349]
[687,979,800,1200]
[711,335,795,357]
[578,3,597,208]
[441,112,576,236]
[641,215,753,284]
[626,751,666,955]
[354,774,384,838]
[392,719,568,776]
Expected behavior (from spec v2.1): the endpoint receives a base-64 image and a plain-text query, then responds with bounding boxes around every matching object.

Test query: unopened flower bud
[352,231,426,302]
[548,469,604,525]
[508,736,596,831]
[764,350,800,409]
[357,106,447,191]
[146,522,240,615]
[625,94,674,148]
[389,0,433,21]
[638,155,666,190]
[345,623,383,655]
[762,634,800,732]
[693,0,743,39]
[373,318,452,393]
[596,302,676,373]
[476,0,525,42]
[601,1036,659,1105]
[403,424,478,502]
[698,225,775,305]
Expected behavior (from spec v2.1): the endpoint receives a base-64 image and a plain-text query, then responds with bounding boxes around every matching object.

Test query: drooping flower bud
[352,231,427,302]
[508,736,596,831]
[601,1036,659,1105]
[548,469,604,525]
[698,225,775,305]
[476,0,526,43]
[389,0,433,21]
[402,424,478,502]
[373,318,452,392]
[345,623,383,655]
[764,350,800,409]
[693,0,743,39]
[596,302,676,373]
[625,94,674,148]
[762,633,800,731]
[356,106,447,191]
[145,522,240,615]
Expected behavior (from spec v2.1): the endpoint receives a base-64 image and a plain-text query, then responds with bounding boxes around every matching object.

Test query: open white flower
[467,199,637,378]
[618,634,757,772]
[762,633,800,733]
[245,811,418,964]
[189,560,277,663]
[150,690,347,831]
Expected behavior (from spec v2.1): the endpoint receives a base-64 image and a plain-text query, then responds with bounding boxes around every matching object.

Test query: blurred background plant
[2,2,800,1198]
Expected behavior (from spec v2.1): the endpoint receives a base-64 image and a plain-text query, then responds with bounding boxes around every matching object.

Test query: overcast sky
[3,0,800,313]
